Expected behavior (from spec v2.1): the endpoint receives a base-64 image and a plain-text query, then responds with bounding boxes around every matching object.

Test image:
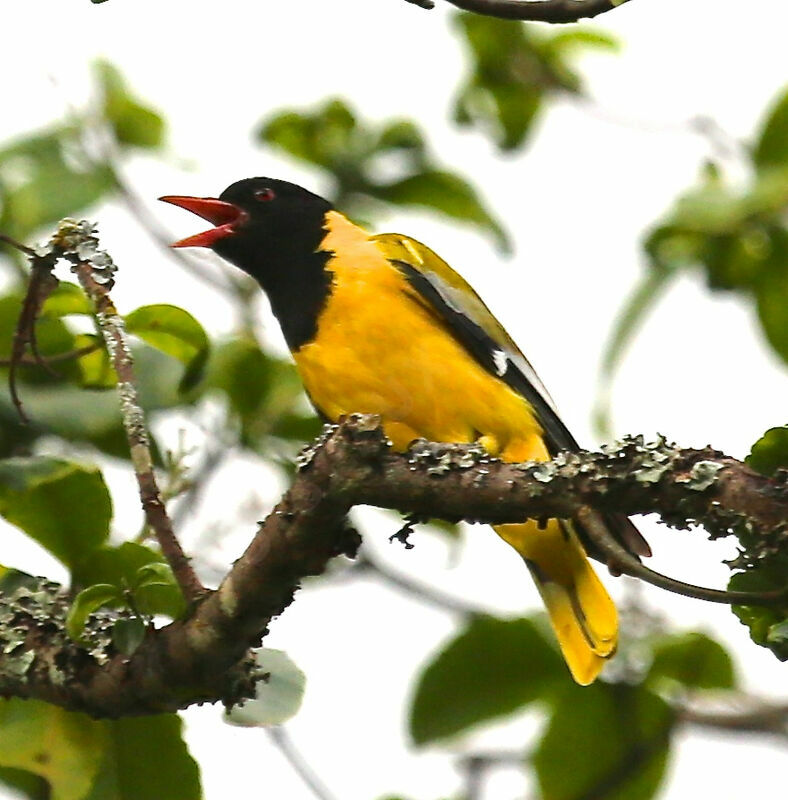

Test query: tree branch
[48,220,205,604]
[0,415,785,718]
[677,699,788,741]
[410,0,631,23]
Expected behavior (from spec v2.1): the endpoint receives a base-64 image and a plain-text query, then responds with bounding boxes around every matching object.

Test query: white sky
[1,1,787,799]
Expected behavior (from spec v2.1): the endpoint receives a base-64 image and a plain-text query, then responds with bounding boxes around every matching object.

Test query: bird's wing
[372,233,652,562]
[371,232,578,455]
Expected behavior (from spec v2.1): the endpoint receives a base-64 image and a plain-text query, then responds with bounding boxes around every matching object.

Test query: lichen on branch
[0,414,785,718]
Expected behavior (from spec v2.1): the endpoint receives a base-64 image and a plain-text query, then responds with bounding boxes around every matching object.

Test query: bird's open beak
[158,196,248,248]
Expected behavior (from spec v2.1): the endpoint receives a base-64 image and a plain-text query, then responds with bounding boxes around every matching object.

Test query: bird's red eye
[254,188,276,202]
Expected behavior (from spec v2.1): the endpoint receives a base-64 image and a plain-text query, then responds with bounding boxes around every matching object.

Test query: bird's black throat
[214,210,334,352]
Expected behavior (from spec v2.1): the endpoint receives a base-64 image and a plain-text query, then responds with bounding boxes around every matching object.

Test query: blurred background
[0,1,786,799]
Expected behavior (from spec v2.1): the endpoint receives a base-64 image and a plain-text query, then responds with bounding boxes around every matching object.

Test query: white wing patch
[492,349,509,377]
[423,270,559,414]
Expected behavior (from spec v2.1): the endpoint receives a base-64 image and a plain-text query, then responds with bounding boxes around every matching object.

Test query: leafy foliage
[753,87,788,170]
[203,337,320,452]
[258,98,510,251]
[66,583,124,643]
[0,703,199,800]
[0,127,115,245]
[409,615,563,744]
[86,715,201,800]
[746,425,788,476]
[0,457,111,570]
[73,542,186,619]
[0,32,784,800]
[595,85,788,435]
[725,426,788,660]
[533,682,673,800]
[0,699,106,800]
[646,632,736,690]
[124,304,210,391]
[453,14,617,151]
[0,62,163,254]
[95,61,165,151]
[729,566,788,661]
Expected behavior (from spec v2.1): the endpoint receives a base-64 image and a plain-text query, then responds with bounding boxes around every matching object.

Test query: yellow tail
[495,519,617,685]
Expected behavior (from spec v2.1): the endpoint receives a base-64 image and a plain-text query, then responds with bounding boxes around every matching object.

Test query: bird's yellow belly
[293,275,543,457]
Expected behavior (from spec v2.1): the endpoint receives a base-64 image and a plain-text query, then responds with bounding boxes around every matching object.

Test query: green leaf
[376,120,426,155]
[207,337,272,419]
[124,304,209,391]
[0,457,111,570]
[86,715,201,800]
[753,86,788,171]
[547,29,620,53]
[66,583,123,642]
[132,562,185,619]
[533,682,674,800]
[746,426,788,476]
[95,61,165,150]
[112,617,147,656]
[489,82,543,152]
[373,170,510,253]
[73,542,185,619]
[225,649,306,726]
[729,567,788,661]
[755,232,788,363]
[257,98,511,251]
[0,698,106,800]
[204,340,317,448]
[41,282,93,317]
[767,619,788,645]
[133,561,177,589]
[259,99,359,170]
[452,15,616,152]
[73,333,116,390]
[0,127,115,241]
[74,541,165,588]
[268,411,322,443]
[647,632,736,690]
[0,766,49,800]
[0,293,81,385]
[0,567,40,595]
[409,616,562,745]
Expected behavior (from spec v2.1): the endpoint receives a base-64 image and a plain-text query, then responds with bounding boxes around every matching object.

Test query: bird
[160,177,650,685]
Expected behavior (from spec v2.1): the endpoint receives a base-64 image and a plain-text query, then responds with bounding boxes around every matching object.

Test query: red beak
[158,196,248,248]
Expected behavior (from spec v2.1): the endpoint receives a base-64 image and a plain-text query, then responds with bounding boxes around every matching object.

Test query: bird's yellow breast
[293,212,544,458]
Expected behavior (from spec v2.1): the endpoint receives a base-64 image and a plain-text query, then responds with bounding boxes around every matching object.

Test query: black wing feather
[394,260,575,455]
[393,259,651,563]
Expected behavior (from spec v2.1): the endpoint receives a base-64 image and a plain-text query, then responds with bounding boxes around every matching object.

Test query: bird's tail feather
[495,519,617,685]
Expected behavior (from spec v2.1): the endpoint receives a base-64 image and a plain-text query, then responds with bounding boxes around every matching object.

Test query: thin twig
[458,751,527,800]
[575,506,785,607]
[267,727,340,800]
[0,342,101,368]
[677,699,788,742]
[436,0,630,23]
[0,234,60,423]
[0,233,37,258]
[356,551,481,616]
[45,220,204,603]
[109,165,241,296]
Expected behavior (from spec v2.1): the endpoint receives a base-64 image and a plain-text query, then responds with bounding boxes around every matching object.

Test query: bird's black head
[160,177,335,350]
[160,177,333,265]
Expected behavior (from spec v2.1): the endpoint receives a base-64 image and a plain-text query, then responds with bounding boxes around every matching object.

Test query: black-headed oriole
[160,178,650,685]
